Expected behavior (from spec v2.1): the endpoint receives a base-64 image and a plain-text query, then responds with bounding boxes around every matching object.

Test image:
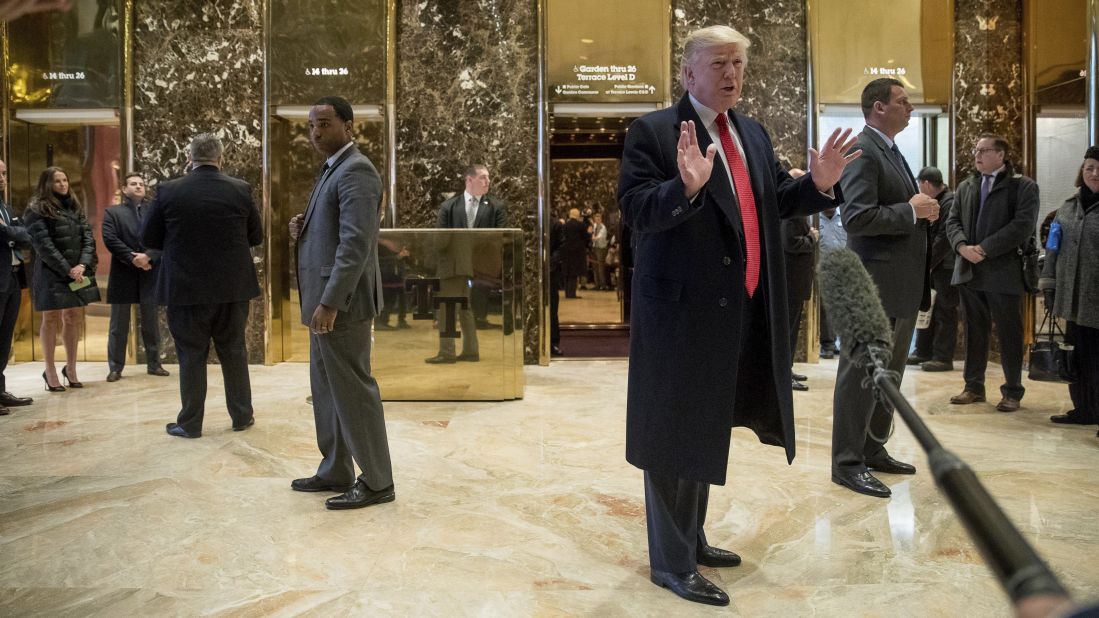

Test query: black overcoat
[618,95,839,485]
[102,197,161,304]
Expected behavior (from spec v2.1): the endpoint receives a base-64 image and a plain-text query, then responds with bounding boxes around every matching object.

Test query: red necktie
[715,113,760,297]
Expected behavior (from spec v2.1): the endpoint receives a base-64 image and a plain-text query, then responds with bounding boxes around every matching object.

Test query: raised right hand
[677,120,716,200]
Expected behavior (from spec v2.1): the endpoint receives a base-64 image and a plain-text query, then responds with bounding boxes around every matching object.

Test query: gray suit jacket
[840,126,930,318]
[297,145,384,326]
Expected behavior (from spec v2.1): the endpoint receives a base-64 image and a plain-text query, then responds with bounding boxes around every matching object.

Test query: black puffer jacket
[24,199,100,310]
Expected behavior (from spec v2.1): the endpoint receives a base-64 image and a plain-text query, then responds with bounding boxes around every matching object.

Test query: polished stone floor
[1,357,1096,616]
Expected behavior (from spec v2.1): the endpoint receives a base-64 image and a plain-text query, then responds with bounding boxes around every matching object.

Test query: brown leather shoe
[950,391,985,405]
[996,397,1020,412]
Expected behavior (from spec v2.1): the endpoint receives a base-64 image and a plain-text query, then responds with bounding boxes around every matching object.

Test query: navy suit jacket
[618,94,841,485]
[143,166,263,305]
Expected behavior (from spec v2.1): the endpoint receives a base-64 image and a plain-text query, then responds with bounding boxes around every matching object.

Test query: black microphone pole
[819,249,1068,605]
[855,336,1068,603]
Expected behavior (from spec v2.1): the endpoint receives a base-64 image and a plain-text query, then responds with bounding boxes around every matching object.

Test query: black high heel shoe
[61,367,83,388]
[42,371,66,392]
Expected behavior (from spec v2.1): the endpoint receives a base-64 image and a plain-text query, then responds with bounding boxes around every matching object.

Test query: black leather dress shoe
[906,355,929,366]
[1051,409,1097,425]
[106,371,122,382]
[232,417,255,431]
[325,480,395,510]
[0,391,33,406]
[650,570,729,606]
[865,453,916,475]
[832,470,891,498]
[791,379,809,392]
[791,372,808,382]
[551,345,564,357]
[291,475,355,493]
[456,353,480,362]
[165,423,200,438]
[697,545,742,568]
[148,366,170,377]
[424,354,456,364]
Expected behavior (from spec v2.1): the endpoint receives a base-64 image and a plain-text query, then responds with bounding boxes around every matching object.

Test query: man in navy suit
[0,159,34,415]
[618,25,859,606]
[143,134,263,438]
[101,172,168,382]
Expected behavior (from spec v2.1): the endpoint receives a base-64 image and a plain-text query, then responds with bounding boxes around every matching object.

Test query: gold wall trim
[538,0,550,365]
[262,0,276,364]
[386,0,397,225]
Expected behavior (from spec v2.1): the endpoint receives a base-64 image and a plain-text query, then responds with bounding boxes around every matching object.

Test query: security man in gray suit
[831,78,940,498]
[288,96,395,510]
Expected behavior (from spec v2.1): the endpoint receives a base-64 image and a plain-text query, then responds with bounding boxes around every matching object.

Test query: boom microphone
[817,248,1068,605]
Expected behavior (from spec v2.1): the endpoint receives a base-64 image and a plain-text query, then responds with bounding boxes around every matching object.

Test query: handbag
[1018,234,1040,294]
[1028,307,1076,383]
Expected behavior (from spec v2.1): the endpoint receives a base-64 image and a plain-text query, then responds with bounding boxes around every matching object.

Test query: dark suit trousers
[914,268,959,362]
[787,296,805,363]
[108,300,161,372]
[959,288,1025,400]
[1067,321,1099,418]
[644,292,766,573]
[167,301,253,433]
[310,319,394,490]
[0,278,21,393]
[832,314,917,473]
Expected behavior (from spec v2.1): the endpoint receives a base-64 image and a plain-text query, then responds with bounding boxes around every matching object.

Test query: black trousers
[0,280,20,393]
[832,314,916,473]
[107,300,161,372]
[787,296,806,362]
[914,268,959,362]
[819,303,836,351]
[549,269,561,347]
[643,291,766,573]
[959,288,1025,400]
[1066,321,1099,418]
[167,301,253,433]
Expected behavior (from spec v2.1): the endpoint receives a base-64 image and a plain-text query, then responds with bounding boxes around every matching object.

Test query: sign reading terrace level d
[546,0,668,103]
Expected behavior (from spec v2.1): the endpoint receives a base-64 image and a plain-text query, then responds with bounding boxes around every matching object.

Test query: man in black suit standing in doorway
[143,133,263,439]
[102,172,169,382]
[0,158,34,415]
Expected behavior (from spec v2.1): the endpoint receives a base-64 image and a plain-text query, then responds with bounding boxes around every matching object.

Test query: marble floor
[0,357,1096,616]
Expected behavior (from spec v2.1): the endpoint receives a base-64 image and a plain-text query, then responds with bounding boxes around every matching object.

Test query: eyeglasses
[972,147,1001,155]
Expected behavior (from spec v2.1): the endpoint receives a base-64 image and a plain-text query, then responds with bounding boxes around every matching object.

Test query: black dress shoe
[325,480,396,510]
[791,372,808,382]
[906,355,929,366]
[165,423,200,438]
[232,417,255,431]
[291,475,355,493]
[148,366,170,377]
[697,544,742,568]
[424,354,457,364]
[865,453,916,475]
[551,345,564,357]
[0,391,33,406]
[1050,409,1097,425]
[832,470,891,498]
[791,379,809,392]
[0,405,9,416]
[106,371,122,382]
[456,353,480,362]
[60,367,83,388]
[649,570,729,606]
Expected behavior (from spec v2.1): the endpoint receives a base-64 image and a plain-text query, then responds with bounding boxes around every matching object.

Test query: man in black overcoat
[143,133,264,438]
[618,25,858,606]
[101,172,168,381]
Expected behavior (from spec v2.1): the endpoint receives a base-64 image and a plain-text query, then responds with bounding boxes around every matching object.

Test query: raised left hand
[808,128,862,192]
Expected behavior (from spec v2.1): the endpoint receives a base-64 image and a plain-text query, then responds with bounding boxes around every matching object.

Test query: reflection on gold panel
[371,229,524,401]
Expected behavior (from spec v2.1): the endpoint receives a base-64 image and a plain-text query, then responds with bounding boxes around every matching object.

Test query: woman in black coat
[23,167,100,391]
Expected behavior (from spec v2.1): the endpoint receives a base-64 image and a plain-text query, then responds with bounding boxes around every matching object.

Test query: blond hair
[680,26,751,86]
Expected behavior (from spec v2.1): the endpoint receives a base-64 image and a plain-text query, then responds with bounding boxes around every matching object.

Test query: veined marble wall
[395,0,541,363]
[132,0,266,364]
[671,0,810,168]
[954,0,1025,179]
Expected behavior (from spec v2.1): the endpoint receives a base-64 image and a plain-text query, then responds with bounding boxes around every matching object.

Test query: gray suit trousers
[831,314,917,473]
[310,319,394,490]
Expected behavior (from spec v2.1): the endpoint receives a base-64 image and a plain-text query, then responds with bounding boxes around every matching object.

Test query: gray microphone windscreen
[818,248,891,349]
